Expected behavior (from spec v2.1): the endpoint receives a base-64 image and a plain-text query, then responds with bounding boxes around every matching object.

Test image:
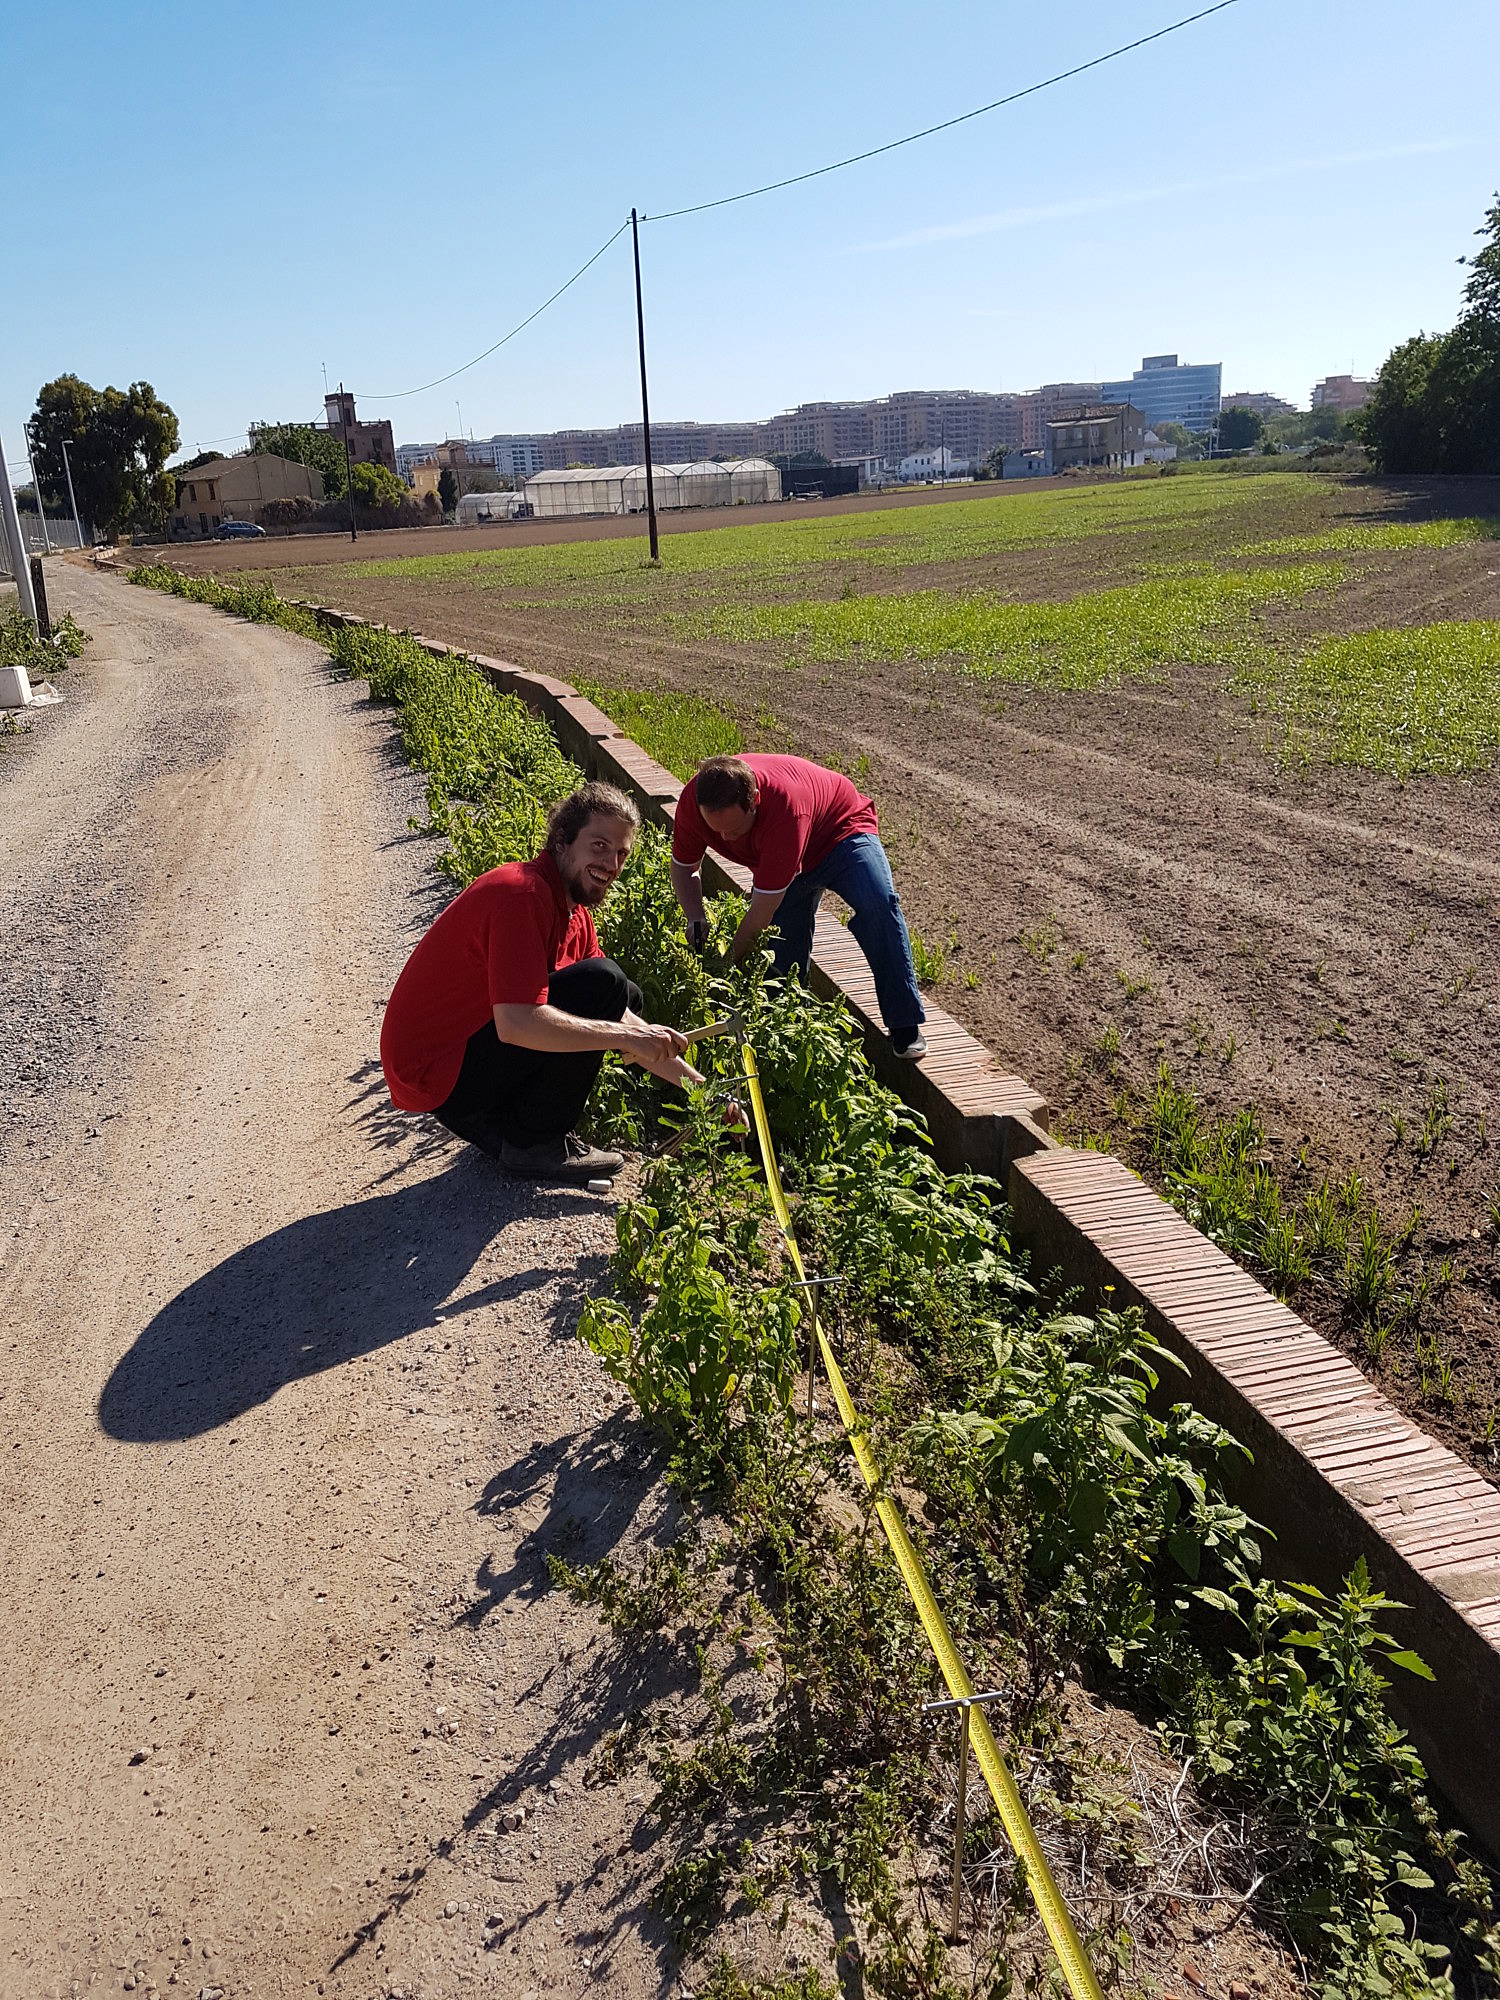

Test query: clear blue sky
[3,0,1496,468]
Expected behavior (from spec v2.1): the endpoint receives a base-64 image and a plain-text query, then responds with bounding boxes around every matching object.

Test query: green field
[323,468,1500,777]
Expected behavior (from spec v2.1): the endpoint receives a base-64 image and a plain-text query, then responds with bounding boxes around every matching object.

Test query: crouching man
[380,781,701,1182]
[670,753,927,1058]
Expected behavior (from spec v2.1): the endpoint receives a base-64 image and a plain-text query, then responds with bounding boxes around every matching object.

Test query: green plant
[575,678,742,778]
[1019,916,1059,966]
[1416,1078,1453,1161]
[910,929,948,988]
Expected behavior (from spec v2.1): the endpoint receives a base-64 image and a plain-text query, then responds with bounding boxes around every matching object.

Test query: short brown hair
[545,780,641,855]
[695,756,756,814]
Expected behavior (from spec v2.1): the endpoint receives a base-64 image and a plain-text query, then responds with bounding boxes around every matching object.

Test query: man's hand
[687,917,710,954]
[617,1021,704,1091]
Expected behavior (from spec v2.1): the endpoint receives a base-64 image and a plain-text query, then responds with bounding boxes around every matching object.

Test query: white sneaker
[893,1029,927,1060]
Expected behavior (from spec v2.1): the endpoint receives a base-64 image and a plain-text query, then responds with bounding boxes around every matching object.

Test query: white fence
[0,512,92,577]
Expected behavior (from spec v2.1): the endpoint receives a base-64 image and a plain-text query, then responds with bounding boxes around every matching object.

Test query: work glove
[687,918,709,955]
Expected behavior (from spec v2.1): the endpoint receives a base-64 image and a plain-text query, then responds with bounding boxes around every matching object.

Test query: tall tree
[1217,405,1265,452]
[1358,192,1500,474]
[249,420,347,500]
[30,376,180,538]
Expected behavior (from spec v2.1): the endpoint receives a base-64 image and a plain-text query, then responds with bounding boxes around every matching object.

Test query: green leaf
[1166,1523,1202,1580]
[1384,1647,1436,1680]
[1067,1479,1109,1536]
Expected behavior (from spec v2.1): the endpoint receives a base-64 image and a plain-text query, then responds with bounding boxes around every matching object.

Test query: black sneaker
[892,1028,928,1061]
[500,1133,624,1181]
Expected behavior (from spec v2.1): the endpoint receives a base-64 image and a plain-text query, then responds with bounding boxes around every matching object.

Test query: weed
[1344,1216,1395,1320]
[1069,949,1088,971]
[1416,1078,1453,1162]
[964,969,980,991]
[1019,916,1059,966]
[909,930,948,988]
[1096,1023,1122,1066]
[1116,967,1152,1004]
[1219,1033,1239,1064]
[1386,1104,1407,1147]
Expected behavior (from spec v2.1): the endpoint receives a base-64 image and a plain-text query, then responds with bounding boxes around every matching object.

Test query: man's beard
[558,856,611,908]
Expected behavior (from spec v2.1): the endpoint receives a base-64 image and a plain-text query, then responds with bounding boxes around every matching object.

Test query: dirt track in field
[0,565,700,2000]
[168,471,1500,1482]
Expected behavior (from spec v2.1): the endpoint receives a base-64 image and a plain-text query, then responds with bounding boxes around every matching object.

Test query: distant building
[1022,383,1104,450]
[170,452,323,539]
[1222,390,1296,418]
[324,392,397,472]
[1311,374,1372,413]
[1100,354,1221,435]
[898,446,968,481]
[1003,449,1049,479]
[526,459,781,518]
[1045,404,1147,473]
[396,441,438,479]
[1141,429,1178,464]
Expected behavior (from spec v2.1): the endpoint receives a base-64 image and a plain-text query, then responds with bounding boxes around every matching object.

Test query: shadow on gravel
[97,1152,602,1442]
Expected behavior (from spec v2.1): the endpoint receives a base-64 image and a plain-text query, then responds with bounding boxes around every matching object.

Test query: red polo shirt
[380,852,600,1113]
[670,754,878,894]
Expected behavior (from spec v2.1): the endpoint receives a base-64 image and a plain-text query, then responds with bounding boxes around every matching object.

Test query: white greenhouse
[454,490,528,527]
[523,458,781,520]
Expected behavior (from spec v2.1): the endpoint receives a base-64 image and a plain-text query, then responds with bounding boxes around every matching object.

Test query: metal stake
[921,1688,1007,1942]
[951,1701,970,1939]
[788,1274,845,1416]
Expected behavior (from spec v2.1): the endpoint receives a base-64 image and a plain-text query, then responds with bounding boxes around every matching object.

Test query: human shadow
[98,1153,602,1443]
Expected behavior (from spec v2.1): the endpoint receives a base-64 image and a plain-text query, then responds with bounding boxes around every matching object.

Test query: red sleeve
[670,785,709,868]
[749,796,806,895]
[486,880,553,1007]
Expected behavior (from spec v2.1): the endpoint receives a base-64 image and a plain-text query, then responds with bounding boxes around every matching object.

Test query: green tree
[350,460,404,512]
[1217,404,1264,451]
[248,420,347,500]
[1355,334,1445,472]
[438,466,459,515]
[30,375,180,537]
[977,444,1011,480]
[1357,191,1500,473]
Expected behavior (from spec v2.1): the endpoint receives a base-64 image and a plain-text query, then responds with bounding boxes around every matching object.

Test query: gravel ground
[0,565,686,2000]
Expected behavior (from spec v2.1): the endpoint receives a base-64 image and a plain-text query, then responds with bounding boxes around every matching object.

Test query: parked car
[214,519,266,539]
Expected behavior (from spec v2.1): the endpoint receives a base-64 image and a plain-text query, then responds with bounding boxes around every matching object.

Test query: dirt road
[0,568,681,2000]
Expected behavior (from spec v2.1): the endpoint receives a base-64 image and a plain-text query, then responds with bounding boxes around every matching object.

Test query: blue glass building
[1099,354,1222,435]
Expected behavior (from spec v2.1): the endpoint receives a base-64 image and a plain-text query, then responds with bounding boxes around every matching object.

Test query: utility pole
[0,427,40,631]
[24,425,51,553]
[338,381,357,543]
[59,438,83,546]
[630,207,659,561]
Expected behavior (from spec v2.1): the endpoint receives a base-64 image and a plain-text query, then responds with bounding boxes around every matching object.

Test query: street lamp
[59,438,83,546]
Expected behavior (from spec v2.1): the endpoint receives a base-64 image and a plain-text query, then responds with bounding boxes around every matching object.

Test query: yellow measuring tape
[740,1046,1103,2000]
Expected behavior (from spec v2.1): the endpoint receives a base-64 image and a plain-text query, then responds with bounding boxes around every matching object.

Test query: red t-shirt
[670,754,878,894]
[380,852,600,1113]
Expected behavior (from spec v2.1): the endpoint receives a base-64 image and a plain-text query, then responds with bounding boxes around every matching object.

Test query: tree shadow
[97,1152,603,1443]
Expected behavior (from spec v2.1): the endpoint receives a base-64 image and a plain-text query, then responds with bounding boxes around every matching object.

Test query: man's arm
[670,858,709,949]
[492,1002,702,1089]
[729,887,786,965]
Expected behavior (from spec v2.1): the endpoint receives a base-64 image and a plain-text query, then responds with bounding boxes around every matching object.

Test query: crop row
[128,563,1500,1999]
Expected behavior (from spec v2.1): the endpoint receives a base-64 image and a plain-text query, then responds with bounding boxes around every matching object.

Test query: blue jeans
[770,832,925,1036]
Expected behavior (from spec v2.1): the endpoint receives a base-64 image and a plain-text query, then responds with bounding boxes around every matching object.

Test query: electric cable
[641,1,1239,221]
[356,220,631,403]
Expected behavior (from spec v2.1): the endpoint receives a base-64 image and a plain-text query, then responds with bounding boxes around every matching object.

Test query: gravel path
[0,567,680,2000]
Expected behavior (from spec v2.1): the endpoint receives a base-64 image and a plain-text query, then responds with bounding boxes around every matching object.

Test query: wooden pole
[630,208,660,561]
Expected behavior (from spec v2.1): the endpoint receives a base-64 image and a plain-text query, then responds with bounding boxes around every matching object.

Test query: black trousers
[433,957,641,1155]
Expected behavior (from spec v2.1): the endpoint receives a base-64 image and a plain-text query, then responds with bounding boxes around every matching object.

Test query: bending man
[670,753,926,1059]
[381,781,700,1181]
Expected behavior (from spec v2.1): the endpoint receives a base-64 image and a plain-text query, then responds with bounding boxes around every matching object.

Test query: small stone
[129,1747,150,1765]
[444,1899,460,1918]
[1229,1987,1253,2000]
[1182,1965,1207,1993]
[502,1806,525,1831]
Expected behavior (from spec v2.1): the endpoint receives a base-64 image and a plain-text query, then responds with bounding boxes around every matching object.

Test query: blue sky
[2,0,1495,469]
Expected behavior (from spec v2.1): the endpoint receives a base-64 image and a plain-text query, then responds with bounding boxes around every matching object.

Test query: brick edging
[111,569,1500,1858]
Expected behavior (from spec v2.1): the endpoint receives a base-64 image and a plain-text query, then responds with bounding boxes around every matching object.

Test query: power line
[357,220,631,403]
[641,1,1240,222]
